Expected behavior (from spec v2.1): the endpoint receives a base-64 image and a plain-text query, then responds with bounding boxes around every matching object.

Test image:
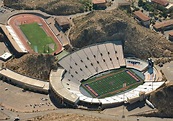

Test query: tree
[138,0,143,7]
[162,11,168,18]
[168,6,173,14]
[157,4,167,12]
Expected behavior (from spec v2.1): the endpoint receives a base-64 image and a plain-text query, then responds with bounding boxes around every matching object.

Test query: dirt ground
[0,111,9,120]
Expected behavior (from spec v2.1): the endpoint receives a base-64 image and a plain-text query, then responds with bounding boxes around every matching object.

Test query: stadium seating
[98,44,114,70]
[58,42,122,81]
[113,42,126,66]
[5,26,27,52]
[83,48,103,74]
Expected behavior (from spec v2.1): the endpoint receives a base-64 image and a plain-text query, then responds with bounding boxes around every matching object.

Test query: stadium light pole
[122,82,126,118]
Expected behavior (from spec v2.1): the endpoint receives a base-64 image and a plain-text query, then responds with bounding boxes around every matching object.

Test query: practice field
[20,22,57,53]
[81,68,143,98]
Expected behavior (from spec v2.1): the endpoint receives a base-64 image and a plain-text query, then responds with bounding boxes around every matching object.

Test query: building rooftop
[0,52,12,61]
[55,16,70,26]
[92,0,106,4]
[153,20,173,29]
[117,1,131,7]
[152,0,169,6]
[169,31,173,36]
[133,10,150,21]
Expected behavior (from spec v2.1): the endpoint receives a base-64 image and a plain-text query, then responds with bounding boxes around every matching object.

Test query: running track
[8,14,63,54]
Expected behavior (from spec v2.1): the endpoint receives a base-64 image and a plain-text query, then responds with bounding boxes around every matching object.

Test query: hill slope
[149,82,173,117]
[28,112,114,121]
[3,0,91,15]
[69,9,173,59]
[5,54,57,81]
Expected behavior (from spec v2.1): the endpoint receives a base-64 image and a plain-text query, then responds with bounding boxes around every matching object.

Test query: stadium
[50,41,164,110]
[1,13,63,55]
[0,13,165,110]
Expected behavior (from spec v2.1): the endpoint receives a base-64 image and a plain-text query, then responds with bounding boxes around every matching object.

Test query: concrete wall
[0,69,49,94]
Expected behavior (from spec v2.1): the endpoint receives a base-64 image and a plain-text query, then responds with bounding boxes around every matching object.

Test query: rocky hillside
[149,82,173,118]
[69,9,173,59]
[28,112,115,121]
[5,54,57,81]
[3,0,91,15]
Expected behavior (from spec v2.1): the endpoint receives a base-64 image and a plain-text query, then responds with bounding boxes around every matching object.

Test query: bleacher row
[5,26,28,53]
[49,42,165,108]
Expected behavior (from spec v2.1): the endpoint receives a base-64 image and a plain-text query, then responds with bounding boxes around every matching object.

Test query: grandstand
[1,25,28,54]
[0,69,49,93]
[50,42,165,109]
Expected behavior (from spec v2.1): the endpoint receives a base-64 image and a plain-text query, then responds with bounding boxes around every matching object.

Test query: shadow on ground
[48,91,65,108]
[126,101,145,111]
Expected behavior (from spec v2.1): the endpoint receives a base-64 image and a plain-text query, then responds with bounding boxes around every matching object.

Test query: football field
[20,22,57,53]
[81,69,143,98]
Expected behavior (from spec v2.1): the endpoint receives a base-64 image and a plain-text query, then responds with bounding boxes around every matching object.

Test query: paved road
[1,105,173,121]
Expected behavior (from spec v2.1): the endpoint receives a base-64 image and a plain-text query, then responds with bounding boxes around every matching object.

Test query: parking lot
[0,3,16,24]
[0,6,6,13]
[0,80,57,113]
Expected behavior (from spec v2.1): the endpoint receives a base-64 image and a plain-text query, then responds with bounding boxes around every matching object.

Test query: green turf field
[81,69,143,98]
[20,22,57,53]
